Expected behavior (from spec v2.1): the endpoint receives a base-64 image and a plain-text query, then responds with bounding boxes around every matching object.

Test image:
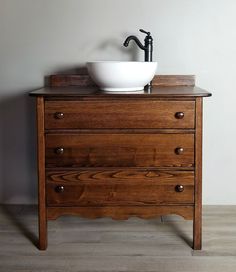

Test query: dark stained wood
[49,74,195,87]
[46,169,194,185]
[46,183,194,206]
[46,169,194,206]
[152,75,195,86]
[45,100,195,129]
[36,97,47,250]
[193,97,203,250]
[29,85,211,98]
[50,74,96,87]
[45,128,196,134]
[47,206,194,220]
[45,133,194,168]
[30,74,210,250]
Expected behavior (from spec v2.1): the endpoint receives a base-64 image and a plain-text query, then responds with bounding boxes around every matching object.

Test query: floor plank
[0,205,236,271]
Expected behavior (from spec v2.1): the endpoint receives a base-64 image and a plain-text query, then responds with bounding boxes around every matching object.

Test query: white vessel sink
[86,61,157,92]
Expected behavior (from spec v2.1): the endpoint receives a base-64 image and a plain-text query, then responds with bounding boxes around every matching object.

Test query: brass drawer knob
[54,112,64,119]
[175,112,184,119]
[175,147,184,155]
[175,185,184,192]
[55,147,64,155]
[55,185,65,193]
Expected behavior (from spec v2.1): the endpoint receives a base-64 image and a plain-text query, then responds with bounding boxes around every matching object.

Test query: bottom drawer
[46,169,194,206]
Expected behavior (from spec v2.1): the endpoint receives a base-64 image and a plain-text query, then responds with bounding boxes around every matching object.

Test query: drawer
[45,100,195,129]
[46,169,194,206]
[45,133,194,168]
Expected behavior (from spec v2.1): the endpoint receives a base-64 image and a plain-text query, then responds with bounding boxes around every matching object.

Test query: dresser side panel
[37,96,47,250]
[193,97,203,250]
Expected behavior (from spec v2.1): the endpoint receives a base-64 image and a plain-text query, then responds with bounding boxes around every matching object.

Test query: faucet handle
[139,29,151,36]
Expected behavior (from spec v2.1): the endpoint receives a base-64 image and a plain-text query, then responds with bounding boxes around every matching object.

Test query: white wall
[0,0,236,204]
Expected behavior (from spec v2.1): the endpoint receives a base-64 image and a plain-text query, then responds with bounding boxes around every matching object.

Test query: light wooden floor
[0,205,236,272]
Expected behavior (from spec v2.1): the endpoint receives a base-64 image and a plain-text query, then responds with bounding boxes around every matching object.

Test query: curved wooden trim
[47,206,193,221]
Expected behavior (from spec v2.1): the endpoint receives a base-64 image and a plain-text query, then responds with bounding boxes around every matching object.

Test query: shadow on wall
[0,66,89,204]
[0,35,140,204]
[0,92,37,204]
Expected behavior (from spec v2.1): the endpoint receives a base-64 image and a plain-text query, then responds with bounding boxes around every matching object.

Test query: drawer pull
[175,147,184,155]
[55,147,64,155]
[55,185,65,193]
[175,185,184,192]
[54,112,64,119]
[175,112,184,119]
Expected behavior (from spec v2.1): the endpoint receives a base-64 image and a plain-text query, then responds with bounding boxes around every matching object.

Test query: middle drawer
[45,133,194,168]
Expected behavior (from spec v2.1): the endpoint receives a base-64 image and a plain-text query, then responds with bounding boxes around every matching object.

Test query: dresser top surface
[30,86,211,98]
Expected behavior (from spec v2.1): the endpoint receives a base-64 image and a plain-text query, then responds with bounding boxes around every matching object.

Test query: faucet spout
[123,29,154,88]
[123,29,153,62]
[123,36,146,51]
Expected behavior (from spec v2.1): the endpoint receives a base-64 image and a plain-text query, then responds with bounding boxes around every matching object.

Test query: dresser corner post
[193,97,203,250]
[36,96,47,250]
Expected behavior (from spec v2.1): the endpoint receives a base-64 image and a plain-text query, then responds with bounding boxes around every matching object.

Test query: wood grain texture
[45,128,195,134]
[50,74,97,87]
[46,169,194,206]
[46,184,194,206]
[30,76,210,250]
[193,97,203,250]
[45,133,195,168]
[152,75,195,86]
[45,100,195,129]
[47,206,194,220]
[46,169,194,185]
[36,97,47,250]
[29,85,211,97]
[49,74,195,87]
[2,205,236,266]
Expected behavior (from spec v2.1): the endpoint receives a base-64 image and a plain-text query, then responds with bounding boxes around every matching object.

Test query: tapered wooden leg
[37,97,47,250]
[38,204,47,250]
[193,97,203,250]
[193,206,202,250]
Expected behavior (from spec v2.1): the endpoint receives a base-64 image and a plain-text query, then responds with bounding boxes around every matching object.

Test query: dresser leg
[193,207,202,250]
[38,207,47,250]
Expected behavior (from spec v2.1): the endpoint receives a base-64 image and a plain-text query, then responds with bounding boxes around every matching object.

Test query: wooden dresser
[30,74,211,250]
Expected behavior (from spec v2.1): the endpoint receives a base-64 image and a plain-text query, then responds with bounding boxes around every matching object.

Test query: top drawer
[45,100,195,129]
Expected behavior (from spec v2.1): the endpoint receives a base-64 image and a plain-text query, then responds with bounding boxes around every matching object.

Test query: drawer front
[45,134,194,168]
[45,100,195,129]
[46,169,194,206]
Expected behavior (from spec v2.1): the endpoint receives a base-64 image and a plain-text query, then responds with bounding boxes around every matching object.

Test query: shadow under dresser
[30,74,211,250]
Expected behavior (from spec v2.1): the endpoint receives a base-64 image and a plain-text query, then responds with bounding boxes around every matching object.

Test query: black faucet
[123,29,153,62]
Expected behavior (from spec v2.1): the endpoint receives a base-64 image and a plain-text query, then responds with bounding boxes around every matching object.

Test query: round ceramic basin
[86,61,158,92]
